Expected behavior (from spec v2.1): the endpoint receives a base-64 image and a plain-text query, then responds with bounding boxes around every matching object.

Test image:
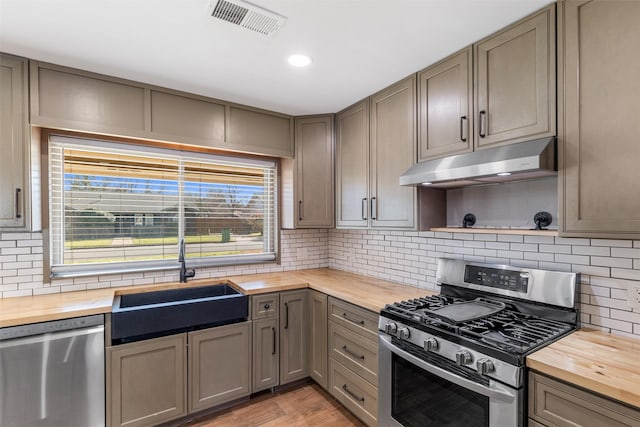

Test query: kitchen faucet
[178,238,196,283]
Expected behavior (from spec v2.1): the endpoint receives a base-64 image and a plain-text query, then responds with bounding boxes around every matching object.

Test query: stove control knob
[424,337,439,352]
[455,350,473,366]
[396,327,411,340]
[476,359,495,376]
[384,322,398,335]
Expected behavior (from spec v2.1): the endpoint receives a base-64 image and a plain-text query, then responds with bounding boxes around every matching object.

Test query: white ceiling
[0,0,551,116]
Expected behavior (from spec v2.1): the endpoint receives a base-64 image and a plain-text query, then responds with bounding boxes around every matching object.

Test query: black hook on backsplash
[462,213,476,228]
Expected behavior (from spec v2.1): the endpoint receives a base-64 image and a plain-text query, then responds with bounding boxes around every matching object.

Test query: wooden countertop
[527,329,640,409]
[0,268,433,328]
[233,268,434,312]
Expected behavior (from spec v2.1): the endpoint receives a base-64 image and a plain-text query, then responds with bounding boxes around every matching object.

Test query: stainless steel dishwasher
[0,314,105,427]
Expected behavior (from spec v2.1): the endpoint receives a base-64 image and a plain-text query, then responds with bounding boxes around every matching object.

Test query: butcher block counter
[527,329,640,409]
[0,268,432,328]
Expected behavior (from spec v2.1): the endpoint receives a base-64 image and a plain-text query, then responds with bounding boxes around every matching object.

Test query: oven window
[392,353,489,427]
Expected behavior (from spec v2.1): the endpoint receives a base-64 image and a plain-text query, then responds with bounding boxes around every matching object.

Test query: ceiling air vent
[209,0,287,37]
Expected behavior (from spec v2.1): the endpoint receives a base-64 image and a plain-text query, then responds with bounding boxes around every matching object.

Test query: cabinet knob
[264,303,270,310]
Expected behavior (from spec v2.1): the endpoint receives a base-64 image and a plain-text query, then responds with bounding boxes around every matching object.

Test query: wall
[3,225,640,340]
[0,229,328,297]
[329,229,640,339]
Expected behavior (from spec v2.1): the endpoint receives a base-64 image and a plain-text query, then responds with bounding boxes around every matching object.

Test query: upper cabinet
[336,75,418,230]
[282,115,334,229]
[474,5,556,150]
[335,99,370,228]
[227,105,294,158]
[418,47,473,161]
[558,0,640,238]
[29,61,294,158]
[30,62,148,138]
[369,75,417,228]
[0,53,30,229]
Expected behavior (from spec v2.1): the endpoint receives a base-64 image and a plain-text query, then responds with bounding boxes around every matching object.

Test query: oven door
[378,334,522,427]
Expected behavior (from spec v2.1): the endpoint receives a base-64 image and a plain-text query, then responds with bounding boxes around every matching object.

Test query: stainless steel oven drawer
[329,358,378,426]
[329,320,378,386]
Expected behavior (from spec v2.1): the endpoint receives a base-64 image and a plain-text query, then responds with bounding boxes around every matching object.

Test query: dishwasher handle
[0,325,104,349]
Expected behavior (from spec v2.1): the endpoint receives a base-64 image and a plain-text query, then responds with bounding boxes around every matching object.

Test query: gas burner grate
[459,312,572,354]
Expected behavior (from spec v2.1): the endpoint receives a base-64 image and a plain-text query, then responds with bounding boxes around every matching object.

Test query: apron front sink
[111,283,248,344]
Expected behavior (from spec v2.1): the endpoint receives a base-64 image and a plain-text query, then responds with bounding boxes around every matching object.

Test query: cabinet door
[227,105,294,158]
[529,372,640,427]
[252,317,279,393]
[308,290,328,389]
[336,99,370,228]
[0,54,29,229]
[418,47,473,161]
[370,75,417,229]
[559,0,640,238]
[280,290,308,384]
[149,90,226,147]
[474,5,555,150]
[188,322,251,412]
[107,334,187,427]
[30,62,148,137]
[295,116,335,228]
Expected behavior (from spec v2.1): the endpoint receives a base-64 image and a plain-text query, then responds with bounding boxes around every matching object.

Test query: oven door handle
[379,334,516,403]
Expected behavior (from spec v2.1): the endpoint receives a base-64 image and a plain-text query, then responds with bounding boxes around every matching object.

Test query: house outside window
[48,135,277,277]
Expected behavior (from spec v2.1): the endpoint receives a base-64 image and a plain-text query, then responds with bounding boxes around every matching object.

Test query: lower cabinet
[107,322,251,427]
[329,358,378,427]
[252,317,279,392]
[528,371,640,427]
[188,323,251,412]
[309,290,328,389]
[107,334,187,427]
[250,290,309,392]
[280,290,309,384]
[327,296,379,426]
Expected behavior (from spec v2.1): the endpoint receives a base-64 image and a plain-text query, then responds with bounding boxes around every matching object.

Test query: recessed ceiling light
[497,172,512,176]
[422,182,433,186]
[288,54,312,67]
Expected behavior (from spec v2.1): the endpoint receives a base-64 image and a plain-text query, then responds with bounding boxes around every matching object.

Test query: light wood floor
[182,383,366,427]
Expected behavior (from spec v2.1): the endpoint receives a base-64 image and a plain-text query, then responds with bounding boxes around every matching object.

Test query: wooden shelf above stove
[430,227,558,237]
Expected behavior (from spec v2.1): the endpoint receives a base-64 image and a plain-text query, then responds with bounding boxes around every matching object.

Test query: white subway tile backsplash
[538,244,571,254]
[591,239,633,248]
[591,256,633,268]
[611,247,640,258]
[572,245,610,256]
[2,227,640,338]
[524,235,555,244]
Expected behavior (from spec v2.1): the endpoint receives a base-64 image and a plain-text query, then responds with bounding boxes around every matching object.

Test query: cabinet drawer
[251,293,279,319]
[329,321,378,387]
[329,358,378,427]
[328,297,378,341]
[529,372,640,427]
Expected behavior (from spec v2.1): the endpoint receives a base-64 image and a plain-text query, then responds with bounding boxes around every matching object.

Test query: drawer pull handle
[264,303,270,310]
[361,198,367,221]
[15,188,22,219]
[460,115,468,142]
[342,312,365,326]
[271,327,276,355]
[342,384,365,403]
[479,110,487,138]
[284,302,289,329]
[342,345,365,361]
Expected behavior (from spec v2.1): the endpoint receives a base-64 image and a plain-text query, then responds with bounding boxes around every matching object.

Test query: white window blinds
[49,136,277,277]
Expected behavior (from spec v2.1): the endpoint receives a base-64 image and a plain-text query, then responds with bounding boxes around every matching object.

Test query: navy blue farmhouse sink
[111,283,248,344]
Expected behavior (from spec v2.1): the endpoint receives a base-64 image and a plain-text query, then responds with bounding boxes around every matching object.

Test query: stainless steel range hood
[399,137,556,188]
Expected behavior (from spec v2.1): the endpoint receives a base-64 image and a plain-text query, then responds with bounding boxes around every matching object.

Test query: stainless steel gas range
[378,258,578,427]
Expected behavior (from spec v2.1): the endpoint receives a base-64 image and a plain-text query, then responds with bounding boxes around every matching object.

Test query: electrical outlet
[628,285,640,310]
[296,247,308,259]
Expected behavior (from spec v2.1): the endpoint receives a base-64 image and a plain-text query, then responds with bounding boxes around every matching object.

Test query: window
[48,135,277,277]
